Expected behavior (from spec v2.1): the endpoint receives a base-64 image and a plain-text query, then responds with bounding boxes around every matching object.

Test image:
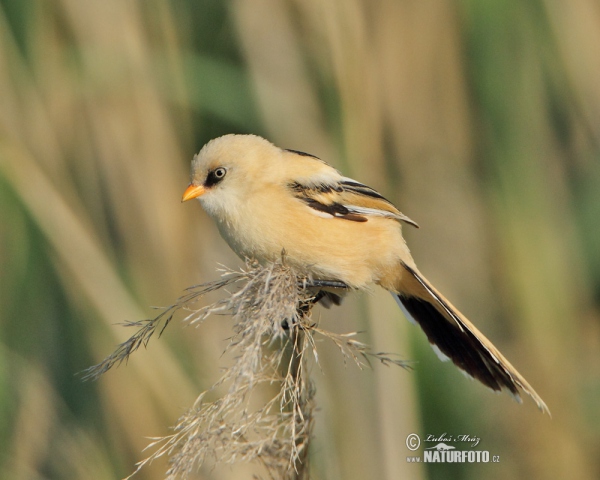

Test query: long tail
[392,262,549,414]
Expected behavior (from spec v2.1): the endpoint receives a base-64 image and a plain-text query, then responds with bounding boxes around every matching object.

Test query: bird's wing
[287,176,419,227]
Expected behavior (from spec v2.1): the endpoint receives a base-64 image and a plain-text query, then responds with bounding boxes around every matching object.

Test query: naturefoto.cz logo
[405,433,500,463]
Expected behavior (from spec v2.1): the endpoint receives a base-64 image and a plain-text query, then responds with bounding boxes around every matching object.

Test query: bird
[182,133,549,414]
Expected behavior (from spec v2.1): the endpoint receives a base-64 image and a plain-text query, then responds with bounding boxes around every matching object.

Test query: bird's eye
[205,167,228,187]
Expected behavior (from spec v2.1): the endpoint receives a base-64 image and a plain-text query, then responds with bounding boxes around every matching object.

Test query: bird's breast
[210,188,412,289]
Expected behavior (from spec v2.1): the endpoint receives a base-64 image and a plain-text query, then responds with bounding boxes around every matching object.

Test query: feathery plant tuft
[85,258,410,479]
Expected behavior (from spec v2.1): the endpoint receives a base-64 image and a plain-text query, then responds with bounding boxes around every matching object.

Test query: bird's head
[181,134,281,218]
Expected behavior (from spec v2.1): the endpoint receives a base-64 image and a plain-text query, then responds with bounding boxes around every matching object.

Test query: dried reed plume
[84,258,409,479]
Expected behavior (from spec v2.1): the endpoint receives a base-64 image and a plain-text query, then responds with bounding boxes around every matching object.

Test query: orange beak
[182,184,206,202]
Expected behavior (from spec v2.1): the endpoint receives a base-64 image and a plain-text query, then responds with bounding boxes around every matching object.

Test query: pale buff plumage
[182,134,549,414]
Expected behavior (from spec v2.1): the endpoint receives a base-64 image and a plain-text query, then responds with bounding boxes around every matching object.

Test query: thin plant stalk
[85,260,409,479]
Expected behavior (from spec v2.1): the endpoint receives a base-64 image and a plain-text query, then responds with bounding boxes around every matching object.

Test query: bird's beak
[182,184,206,202]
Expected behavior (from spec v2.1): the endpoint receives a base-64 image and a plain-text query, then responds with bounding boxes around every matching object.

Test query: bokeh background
[1,1,599,479]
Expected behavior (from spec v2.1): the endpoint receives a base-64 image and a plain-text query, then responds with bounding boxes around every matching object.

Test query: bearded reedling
[182,134,549,414]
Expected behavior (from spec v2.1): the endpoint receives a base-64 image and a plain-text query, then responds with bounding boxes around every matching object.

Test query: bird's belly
[216,209,410,289]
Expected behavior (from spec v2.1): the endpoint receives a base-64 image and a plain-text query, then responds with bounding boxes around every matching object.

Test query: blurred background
[1,0,599,479]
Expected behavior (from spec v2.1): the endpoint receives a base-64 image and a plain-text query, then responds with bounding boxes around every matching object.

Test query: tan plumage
[182,134,549,414]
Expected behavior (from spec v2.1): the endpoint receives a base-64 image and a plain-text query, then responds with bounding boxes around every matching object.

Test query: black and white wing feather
[288,177,418,227]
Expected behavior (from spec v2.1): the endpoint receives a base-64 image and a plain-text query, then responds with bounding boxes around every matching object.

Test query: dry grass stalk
[85,258,410,479]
